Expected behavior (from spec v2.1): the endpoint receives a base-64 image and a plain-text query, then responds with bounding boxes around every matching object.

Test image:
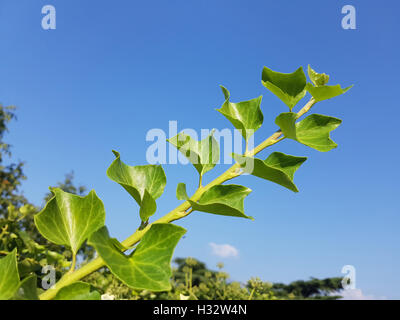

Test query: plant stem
[69,254,77,273]
[248,288,255,300]
[39,98,317,300]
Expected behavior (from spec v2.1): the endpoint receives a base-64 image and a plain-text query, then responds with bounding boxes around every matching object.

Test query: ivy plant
[0,64,351,300]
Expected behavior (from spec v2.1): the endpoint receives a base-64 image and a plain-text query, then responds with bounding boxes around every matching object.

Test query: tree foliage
[84,257,343,300]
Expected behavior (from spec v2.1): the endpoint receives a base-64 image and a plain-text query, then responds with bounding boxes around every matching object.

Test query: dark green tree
[270,277,343,299]
[0,105,90,288]
[0,105,26,218]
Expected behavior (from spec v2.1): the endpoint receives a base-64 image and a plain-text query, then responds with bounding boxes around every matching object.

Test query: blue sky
[1,0,399,299]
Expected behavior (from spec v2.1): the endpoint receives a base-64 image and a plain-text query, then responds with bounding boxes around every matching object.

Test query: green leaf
[176,183,189,200]
[262,66,307,110]
[13,275,39,300]
[232,152,307,192]
[107,150,167,221]
[306,65,352,101]
[308,65,330,87]
[168,131,219,177]
[189,185,253,220]
[34,188,105,255]
[0,249,20,300]
[216,86,263,141]
[89,223,186,292]
[53,282,101,300]
[306,83,352,102]
[275,113,342,152]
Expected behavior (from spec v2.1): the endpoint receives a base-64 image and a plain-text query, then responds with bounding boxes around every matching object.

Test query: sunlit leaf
[308,65,330,87]
[168,132,219,177]
[34,188,105,255]
[176,183,189,200]
[232,152,307,192]
[0,249,20,300]
[107,150,167,221]
[189,185,253,219]
[262,66,307,110]
[53,282,101,300]
[89,223,186,291]
[306,83,353,102]
[306,65,352,101]
[216,86,263,142]
[275,113,342,152]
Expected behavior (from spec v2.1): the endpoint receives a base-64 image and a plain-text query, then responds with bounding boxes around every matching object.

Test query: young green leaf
[107,150,167,222]
[89,223,186,292]
[262,66,307,110]
[189,185,253,219]
[53,282,101,300]
[306,83,353,102]
[168,132,220,177]
[13,275,39,300]
[216,86,263,142]
[308,65,330,87]
[34,188,105,255]
[306,65,352,101]
[0,249,20,300]
[176,183,189,200]
[232,152,307,192]
[275,113,342,152]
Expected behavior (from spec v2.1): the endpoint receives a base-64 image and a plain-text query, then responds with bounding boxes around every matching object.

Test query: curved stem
[68,254,77,273]
[39,98,317,300]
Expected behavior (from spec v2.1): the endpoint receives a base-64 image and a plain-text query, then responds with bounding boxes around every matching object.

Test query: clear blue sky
[1,0,399,299]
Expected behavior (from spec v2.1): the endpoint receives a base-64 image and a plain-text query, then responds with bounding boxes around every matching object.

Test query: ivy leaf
[168,132,219,177]
[232,152,307,192]
[262,66,307,111]
[306,83,353,102]
[34,188,105,255]
[216,86,263,142]
[107,150,167,222]
[53,282,101,300]
[0,249,20,300]
[176,183,189,200]
[13,275,39,300]
[308,65,330,87]
[89,223,186,292]
[189,185,253,220]
[275,113,342,152]
[306,65,352,101]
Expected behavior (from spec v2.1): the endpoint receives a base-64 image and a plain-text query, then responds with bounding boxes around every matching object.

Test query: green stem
[39,98,317,300]
[68,254,77,273]
[248,288,255,300]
